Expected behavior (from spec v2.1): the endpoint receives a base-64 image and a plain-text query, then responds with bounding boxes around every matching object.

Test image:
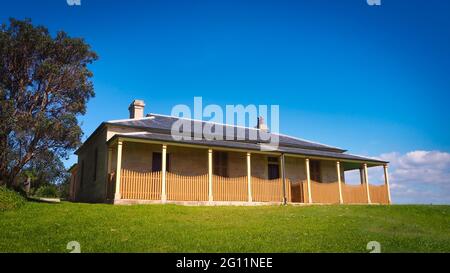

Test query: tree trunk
[0,131,9,187]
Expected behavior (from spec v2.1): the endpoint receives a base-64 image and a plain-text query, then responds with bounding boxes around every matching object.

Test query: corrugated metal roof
[106,114,347,153]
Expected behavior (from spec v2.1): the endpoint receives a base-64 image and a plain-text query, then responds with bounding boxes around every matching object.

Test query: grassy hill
[0,191,449,253]
[0,186,26,212]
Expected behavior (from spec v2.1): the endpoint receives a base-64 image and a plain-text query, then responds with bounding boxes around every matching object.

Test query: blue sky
[2,0,450,203]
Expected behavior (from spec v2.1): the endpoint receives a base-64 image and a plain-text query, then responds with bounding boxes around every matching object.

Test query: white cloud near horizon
[344,150,450,204]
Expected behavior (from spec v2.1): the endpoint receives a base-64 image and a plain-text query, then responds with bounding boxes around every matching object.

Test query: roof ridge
[107,116,155,123]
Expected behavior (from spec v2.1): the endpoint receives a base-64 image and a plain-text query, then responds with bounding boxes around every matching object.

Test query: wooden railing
[251,177,283,202]
[310,181,340,204]
[120,169,162,200]
[342,183,367,204]
[369,184,389,204]
[115,169,381,205]
[213,175,248,201]
[167,172,208,201]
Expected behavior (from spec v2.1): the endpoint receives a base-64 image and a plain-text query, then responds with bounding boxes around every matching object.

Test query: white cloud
[343,150,450,204]
[376,151,450,204]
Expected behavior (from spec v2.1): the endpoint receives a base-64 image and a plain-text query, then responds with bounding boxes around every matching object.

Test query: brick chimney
[128,100,145,119]
[257,116,268,131]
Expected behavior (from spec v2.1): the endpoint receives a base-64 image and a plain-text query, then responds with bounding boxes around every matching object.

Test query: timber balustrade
[110,169,389,204]
[285,180,389,204]
[341,183,368,204]
[120,169,162,200]
[310,181,340,204]
[167,172,208,201]
[212,175,248,201]
[369,184,389,204]
[251,177,284,202]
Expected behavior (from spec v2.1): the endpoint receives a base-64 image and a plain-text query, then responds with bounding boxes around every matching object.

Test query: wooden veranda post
[336,161,343,204]
[281,154,287,205]
[247,152,252,202]
[114,141,123,200]
[363,163,372,204]
[161,144,167,202]
[383,164,392,204]
[305,158,312,203]
[208,149,213,202]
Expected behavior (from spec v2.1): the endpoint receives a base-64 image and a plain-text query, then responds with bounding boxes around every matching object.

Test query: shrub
[34,185,59,198]
[0,186,26,212]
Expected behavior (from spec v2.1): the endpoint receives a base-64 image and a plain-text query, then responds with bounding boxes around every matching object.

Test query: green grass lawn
[1,200,449,253]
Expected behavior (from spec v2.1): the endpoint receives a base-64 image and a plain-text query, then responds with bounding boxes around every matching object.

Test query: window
[152,152,170,172]
[93,148,98,181]
[268,157,280,180]
[213,151,228,177]
[310,160,321,182]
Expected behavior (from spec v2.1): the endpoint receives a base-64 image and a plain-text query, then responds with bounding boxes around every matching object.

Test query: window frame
[309,159,321,182]
[267,156,280,180]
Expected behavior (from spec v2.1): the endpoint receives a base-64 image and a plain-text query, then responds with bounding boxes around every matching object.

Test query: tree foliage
[0,18,97,187]
[22,150,69,189]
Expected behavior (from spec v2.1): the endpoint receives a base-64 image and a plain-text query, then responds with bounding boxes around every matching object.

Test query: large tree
[21,149,69,189]
[0,18,97,188]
